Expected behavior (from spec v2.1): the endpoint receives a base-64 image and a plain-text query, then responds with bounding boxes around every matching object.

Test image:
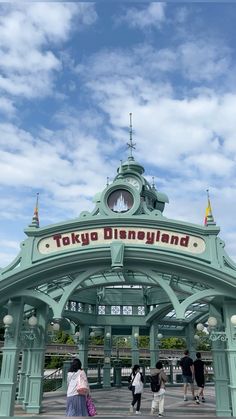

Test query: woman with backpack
[150,361,167,417]
[128,365,144,415]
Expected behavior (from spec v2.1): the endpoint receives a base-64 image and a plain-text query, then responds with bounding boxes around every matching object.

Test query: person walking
[194,352,206,403]
[179,349,196,402]
[150,361,168,417]
[66,358,89,417]
[128,364,144,415]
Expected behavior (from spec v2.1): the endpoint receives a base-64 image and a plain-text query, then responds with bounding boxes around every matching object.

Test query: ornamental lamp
[3,314,13,326]
[207,316,218,328]
[196,323,204,332]
[231,315,236,327]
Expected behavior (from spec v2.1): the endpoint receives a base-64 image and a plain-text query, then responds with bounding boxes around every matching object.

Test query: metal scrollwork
[209,331,228,342]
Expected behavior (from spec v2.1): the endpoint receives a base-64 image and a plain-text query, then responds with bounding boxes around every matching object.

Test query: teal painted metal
[149,324,159,368]
[103,325,112,388]
[1,157,236,416]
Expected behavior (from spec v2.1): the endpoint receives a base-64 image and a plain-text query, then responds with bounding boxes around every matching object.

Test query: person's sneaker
[202,397,206,403]
[129,405,134,413]
[158,414,164,417]
[195,396,200,404]
[135,411,141,415]
[150,409,155,415]
[184,395,187,401]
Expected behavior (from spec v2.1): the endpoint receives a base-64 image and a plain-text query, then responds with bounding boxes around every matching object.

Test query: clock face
[125,177,141,191]
[107,189,133,213]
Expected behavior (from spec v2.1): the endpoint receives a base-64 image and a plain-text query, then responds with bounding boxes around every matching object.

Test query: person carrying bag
[150,361,167,417]
[129,365,144,415]
[66,358,89,417]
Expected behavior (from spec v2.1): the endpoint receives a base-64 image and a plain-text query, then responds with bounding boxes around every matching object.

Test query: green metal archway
[1,156,236,417]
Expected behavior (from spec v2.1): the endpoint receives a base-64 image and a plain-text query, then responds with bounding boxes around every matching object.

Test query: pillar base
[26,405,41,414]
[216,409,232,417]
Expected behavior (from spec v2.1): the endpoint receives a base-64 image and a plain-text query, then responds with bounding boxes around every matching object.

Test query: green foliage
[195,331,211,351]
[90,336,104,345]
[138,336,149,348]
[45,356,64,369]
[160,337,186,349]
[51,330,75,344]
[43,378,62,392]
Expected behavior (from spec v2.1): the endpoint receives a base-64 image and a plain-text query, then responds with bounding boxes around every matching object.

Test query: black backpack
[150,373,161,392]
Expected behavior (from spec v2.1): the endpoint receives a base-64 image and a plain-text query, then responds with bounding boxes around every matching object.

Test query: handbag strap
[130,373,135,384]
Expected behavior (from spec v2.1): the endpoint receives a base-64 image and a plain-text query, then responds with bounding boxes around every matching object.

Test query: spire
[151,176,156,190]
[204,189,215,226]
[117,160,124,178]
[29,193,39,228]
[127,112,136,160]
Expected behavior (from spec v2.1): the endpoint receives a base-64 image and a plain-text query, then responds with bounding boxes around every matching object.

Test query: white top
[67,371,80,397]
[67,370,89,397]
[132,371,144,394]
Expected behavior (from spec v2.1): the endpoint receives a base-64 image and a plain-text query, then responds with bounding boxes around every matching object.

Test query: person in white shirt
[128,365,144,415]
[66,358,89,417]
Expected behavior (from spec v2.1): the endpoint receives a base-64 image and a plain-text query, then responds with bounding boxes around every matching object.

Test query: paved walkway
[14,386,217,418]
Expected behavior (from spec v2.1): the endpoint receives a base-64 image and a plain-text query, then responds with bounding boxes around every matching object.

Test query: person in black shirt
[179,349,196,402]
[194,352,206,403]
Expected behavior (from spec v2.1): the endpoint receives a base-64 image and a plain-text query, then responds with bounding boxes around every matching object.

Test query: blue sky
[1,2,236,267]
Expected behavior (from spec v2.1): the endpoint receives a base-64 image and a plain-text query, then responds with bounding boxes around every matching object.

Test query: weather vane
[127,112,136,158]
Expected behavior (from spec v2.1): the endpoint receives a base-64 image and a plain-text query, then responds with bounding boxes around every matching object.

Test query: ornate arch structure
[1,155,236,416]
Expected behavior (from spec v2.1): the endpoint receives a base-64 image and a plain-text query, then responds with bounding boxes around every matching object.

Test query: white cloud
[0,3,97,99]
[0,239,20,268]
[179,41,231,82]
[76,41,236,181]
[117,3,166,30]
[0,116,115,220]
[0,97,15,116]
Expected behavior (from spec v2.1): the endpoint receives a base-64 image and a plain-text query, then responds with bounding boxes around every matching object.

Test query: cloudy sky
[1,2,236,268]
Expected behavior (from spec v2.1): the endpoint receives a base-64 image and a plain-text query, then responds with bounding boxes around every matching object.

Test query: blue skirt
[66,394,88,416]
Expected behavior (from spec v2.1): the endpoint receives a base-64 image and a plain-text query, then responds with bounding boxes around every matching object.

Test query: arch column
[25,304,48,414]
[103,326,112,388]
[17,348,29,405]
[149,323,159,368]
[0,298,24,417]
[223,300,236,416]
[210,304,231,417]
[184,323,196,359]
[77,325,89,370]
[131,326,139,366]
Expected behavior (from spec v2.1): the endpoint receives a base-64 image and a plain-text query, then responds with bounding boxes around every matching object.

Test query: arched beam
[54,266,103,319]
[177,288,233,319]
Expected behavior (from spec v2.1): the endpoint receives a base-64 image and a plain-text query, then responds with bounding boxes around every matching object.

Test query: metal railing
[0,341,213,360]
[43,367,62,392]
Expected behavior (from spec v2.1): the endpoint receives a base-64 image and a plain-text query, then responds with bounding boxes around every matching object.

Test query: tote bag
[77,370,89,396]
[86,395,97,416]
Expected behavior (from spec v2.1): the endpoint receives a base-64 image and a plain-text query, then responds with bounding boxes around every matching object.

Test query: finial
[106,177,110,187]
[127,112,136,159]
[204,189,215,226]
[152,176,156,189]
[29,193,39,228]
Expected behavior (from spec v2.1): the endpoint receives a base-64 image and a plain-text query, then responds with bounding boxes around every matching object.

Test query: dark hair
[196,352,201,359]
[132,365,140,375]
[69,358,82,372]
[184,349,189,356]
[156,361,163,369]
